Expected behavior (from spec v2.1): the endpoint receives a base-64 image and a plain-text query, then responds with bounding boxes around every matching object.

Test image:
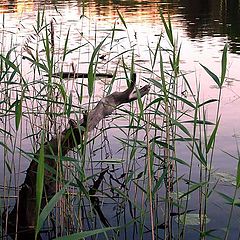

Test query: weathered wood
[4,74,150,239]
[52,72,113,79]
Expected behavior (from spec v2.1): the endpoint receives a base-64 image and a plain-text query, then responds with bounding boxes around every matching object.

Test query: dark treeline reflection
[93,0,240,53]
[176,0,240,53]
[92,0,240,53]
[1,0,240,53]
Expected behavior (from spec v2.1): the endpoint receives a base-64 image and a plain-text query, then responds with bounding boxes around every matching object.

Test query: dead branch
[4,73,150,239]
[51,72,113,79]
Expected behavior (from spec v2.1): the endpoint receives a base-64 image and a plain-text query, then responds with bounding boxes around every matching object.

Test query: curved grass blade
[221,43,228,86]
[63,27,70,62]
[88,35,108,97]
[66,92,72,117]
[198,99,218,108]
[152,169,167,195]
[0,141,12,153]
[206,117,220,153]
[171,119,192,138]
[35,131,45,239]
[53,226,119,240]
[179,182,207,199]
[236,159,240,188]
[15,95,23,131]
[117,9,127,29]
[236,145,240,188]
[159,9,173,46]
[200,63,220,88]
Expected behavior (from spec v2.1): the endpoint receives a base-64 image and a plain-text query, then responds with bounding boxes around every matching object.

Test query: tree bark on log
[4,74,150,239]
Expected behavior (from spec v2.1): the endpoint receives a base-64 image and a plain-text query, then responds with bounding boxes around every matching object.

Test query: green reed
[0,6,239,240]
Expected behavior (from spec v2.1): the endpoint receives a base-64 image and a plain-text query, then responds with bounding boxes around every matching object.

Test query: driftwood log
[52,72,113,79]
[4,73,150,239]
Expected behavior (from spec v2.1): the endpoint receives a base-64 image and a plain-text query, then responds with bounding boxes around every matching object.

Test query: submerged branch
[5,73,150,239]
[51,72,113,79]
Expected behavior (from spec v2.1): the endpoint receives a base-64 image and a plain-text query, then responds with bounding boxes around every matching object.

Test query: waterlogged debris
[232,133,240,139]
[5,72,150,239]
[89,168,111,228]
[92,159,125,165]
[176,213,210,226]
[51,72,113,79]
[135,59,149,63]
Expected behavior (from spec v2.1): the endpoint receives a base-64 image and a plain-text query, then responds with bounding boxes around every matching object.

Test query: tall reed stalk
[0,5,238,240]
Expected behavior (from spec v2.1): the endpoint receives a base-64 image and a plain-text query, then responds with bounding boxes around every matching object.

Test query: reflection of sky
[1,1,240,238]
[0,0,34,14]
[0,0,239,169]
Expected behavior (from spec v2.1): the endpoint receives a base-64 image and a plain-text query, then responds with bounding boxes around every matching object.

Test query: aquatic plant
[0,6,239,240]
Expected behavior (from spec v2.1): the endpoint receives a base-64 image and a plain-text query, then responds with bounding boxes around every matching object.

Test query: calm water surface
[1,0,238,178]
[1,0,240,239]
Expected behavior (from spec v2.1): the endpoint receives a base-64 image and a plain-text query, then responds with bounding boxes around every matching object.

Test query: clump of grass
[0,5,238,240]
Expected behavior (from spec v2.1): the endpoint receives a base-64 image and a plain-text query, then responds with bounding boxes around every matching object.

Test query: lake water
[1,0,240,239]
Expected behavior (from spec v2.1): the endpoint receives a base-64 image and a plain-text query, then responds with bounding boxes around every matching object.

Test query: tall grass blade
[221,43,228,86]
[152,169,167,195]
[88,36,108,97]
[66,92,72,117]
[0,141,12,153]
[159,9,173,46]
[63,27,70,62]
[15,95,22,131]
[236,159,240,188]
[53,226,119,240]
[152,37,161,69]
[117,9,127,29]
[198,99,218,108]
[180,182,207,199]
[236,144,240,188]
[200,63,221,88]
[206,117,220,153]
[35,132,45,239]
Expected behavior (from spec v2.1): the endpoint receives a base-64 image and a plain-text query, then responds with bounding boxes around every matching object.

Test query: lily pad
[176,213,210,226]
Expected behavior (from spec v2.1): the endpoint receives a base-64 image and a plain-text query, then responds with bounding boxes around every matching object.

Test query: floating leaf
[176,213,210,226]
